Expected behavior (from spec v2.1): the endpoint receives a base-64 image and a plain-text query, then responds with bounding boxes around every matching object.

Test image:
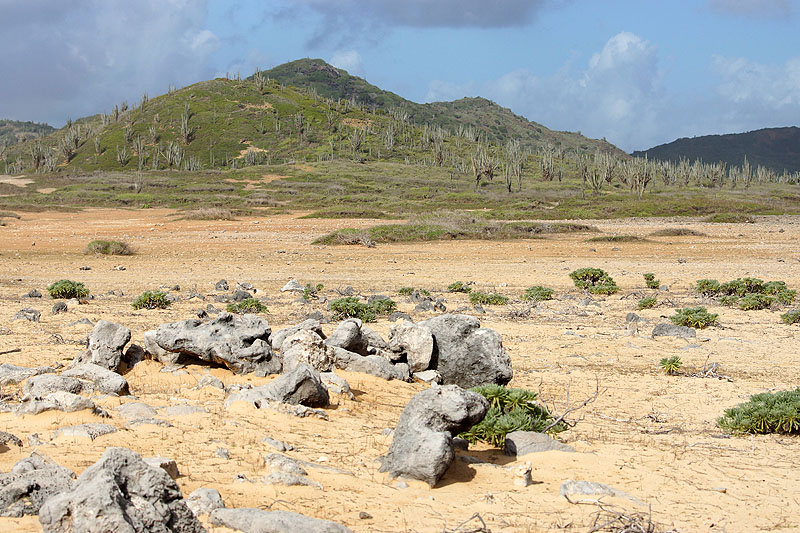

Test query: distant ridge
[0,119,55,146]
[632,127,800,173]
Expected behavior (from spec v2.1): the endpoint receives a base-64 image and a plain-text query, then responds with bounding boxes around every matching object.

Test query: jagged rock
[196,309,209,319]
[236,282,255,292]
[261,453,321,488]
[51,301,68,314]
[232,290,252,302]
[39,447,203,532]
[281,279,304,293]
[72,320,132,372]
[389,311,411,322]
[24,289,42,298]
[0,363,54,386]
[209,508,352,533]
[262,437,293,452]
[144,456,180,479]
[434,299,447,312]
[207,304,221,314]
[0,452,76,517]
[651,323,696,339]
[320,372,354,400]
[379,385,488,486]
[389,320,434,372]
[67,318,94,327]
[504,431,576,456]
[215,279,229,291]
[0,430,22,448]
[360,326,390,352]
[225,364,328,408]
[625,312,640,323]
[412,370,441,384]
[196,374,225,390]
[16,391,106,416]
[143,330,180,364]
[305,311,329,323]
[53,423,117,441]
[186,487,225,516]
[414,301,434,313]
[117,402,158,420]
[152,312,280,376]
[271,319,326,351]
[12,308,40,322]
[62,363,130,395]
[330,347,410,381]
[420,314,513,388]
[123,343,145,369]
[21,374,84,400]
[281,330,334,372]
[325,319,368,355]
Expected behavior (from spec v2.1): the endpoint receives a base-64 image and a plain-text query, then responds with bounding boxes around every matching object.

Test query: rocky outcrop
[71,320,132,372]
[0,452,75,517]
[225,364,328,408]
[209,508,352,533]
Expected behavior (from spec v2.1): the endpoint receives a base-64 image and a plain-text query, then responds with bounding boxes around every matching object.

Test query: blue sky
[1,0,799,151]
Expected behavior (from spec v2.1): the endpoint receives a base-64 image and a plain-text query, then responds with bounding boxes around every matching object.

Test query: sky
[1,0,799,152]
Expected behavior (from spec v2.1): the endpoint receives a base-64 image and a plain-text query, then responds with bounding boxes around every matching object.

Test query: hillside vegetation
[0,119,55,147]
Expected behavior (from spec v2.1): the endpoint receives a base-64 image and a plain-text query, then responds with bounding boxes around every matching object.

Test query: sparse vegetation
[47,280,89,299]
[704,213,756,223]
[659,356,682,375]
[183,208,235,220]
[447,281,472,293]
[131,291,171,310]
[670,307,718,328]
[398,287,414,296]
[469,291,509,306]
[649,228,706,237]
[643,273,660,289]
[226,298,268,314]
[569,268,619,295]
[85,239,133,256]
[695,277,795,309]
[718,388,800,434]
[329,296,397,322]
[781,310,800,325]
[585,235,646,243]
[638,296,657,310]
[302,283,324,301]
[522,285,553,302]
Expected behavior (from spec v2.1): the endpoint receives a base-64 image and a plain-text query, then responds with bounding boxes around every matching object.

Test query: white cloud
[329,50,365,77]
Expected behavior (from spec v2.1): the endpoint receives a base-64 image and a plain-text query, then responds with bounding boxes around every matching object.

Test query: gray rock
[379,385,488,486]
[625,312,640,323]
[51,301,68,314]
[209,508,352,533]
[281,329,334,373]
[305,311,329,324]
[53,423,117,441]
[186,487,225,516]
[270,319,326,351]
[62,363,130,395]
[0,452,76,517]
[262,437,294,452]
[320,372,354,400]
[12,308,40,322]
[325,319,368,355]
[389,311,411,322]
[414,301,434,313]
[263,453,306,476]
[164,404,208,417]
[261,471,322,488]
[560,479,645,505]
[236,282,255,292]
[25,289,42,298]
[225,364,328,408]
[123,343,145,369]
[152,312,280,376]
[117,402,158,420]
[67,318,94,327]
[433,299,447,312]
[196,374,225,390]
[215,448,230,460]
[281,279,304,292]
[143,330,179,363]
[17,391,105,416]
[232,290,252,302]
[389,320,434,372]
[0,430,22,448]
[412,370,441,384]
[215,279,229,291]
[22,374,84,400]
[420,314,513,389]
[72,320,132,372]
[504,431,576,456]
[125,418,173,429]
[360,326,390,353]
[0,363,54,386]
[39,447,203,532]
[144,456,180,479]
[331,347,410,381]
[651,323,696,339]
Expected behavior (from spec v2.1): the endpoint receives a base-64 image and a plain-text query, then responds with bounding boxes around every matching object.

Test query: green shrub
[522,285,554,302]
[85,239,133,256]
[131,291,171,310]
[670,307,718,328]
[737,293,774,311]
[659,356,682,375]
[226,298,268,314]
[329,296,396,322]
[694,279,721,296]
[447,281,472,293]
[398,287,414,295]
[781,310,800,325]
[700,277,795,306]
[638,296,657,310]
[586,235,645,243]
[370,297,397,316]
[703,213,756,223]
[302,283,324,301]
[720,277,764,297]
[47,280,89,299]
[469,291,509,306]
[569,268,618,295]
[458,384,564,447]
[719,295,739,307]
[643,273,660,289]
[717,388,800,434]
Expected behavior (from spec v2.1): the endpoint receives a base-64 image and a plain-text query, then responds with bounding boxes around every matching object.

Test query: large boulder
[16,391,106,416]
[38,447,203,532]
[325,319,369,356]
[379,385,488,486]
[330,347,410,381]
[209,508,352,533]
[0,363,55,386]
[280,330,334,373]
[225,364,328,408]
[62,363,130,395]
[651,323,696,339]
[152,313,280,376]
[72,320,132,372]
[0,452,76,517]
[185,488,225,517]
[388,320,434,372]
[420,314,512,388]
[21,374,84,400]
[270,319,326,352]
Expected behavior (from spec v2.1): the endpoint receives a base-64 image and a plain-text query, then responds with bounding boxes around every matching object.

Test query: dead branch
[447,513,489,533]
[541,376,602,432]
[0,348,21,356]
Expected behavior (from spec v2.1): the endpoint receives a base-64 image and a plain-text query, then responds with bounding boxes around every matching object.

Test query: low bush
[522,285,553,302]
[695,277,795,307]
[659,356,682,375]
[670,306,718,328]
[649,228,706,237]
[131,291,171,310]
[398,287,414,295]
[47,280,89,299]
[370,297,397,316]
[183,207,235,220]
[85,239,133,256]
[447,281,472,293]
[638,296,657,310]
[585,235,646,243]
[569,268,619,295]
[458,384,565,447]
[717,388,800,434]
[303,283,324,301]
[703,213,756,223]
[695,279,721,296]
[782,310,800,324]
[643,273,660,289]
[469,291,509,306]
[226,298,268,314]
[736,293,774,311]
[330,296,397,322]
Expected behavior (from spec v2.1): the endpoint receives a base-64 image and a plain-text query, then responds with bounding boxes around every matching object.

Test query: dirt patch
[0,175,33,187]
[36,188,57,194]
[342,118,372,129]
[244,102,273,111]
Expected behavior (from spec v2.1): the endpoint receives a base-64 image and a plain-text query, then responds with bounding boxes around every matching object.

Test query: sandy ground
[1,209,799,532]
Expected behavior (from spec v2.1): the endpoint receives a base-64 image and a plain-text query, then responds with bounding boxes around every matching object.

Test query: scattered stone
[420,314,513,389]
[117,402,158,419]
[504,431,576,456]
[51,301,68,315]
[62,363,130,395]
[389,311,411,322]
[209,508,353,533]
[0,452,76,517]
[232,290,252,301]
[112,265,126,271]
[320,371,354,400]
[215,279,229,291]
[325,318,368,355]
[53,423,117,441]
[514,462,534,487]
[71,320,131,372]
[359,511,372,520]
[379,385,489,486]
[560,479,645,505]
[186,487,225,516]
[0,363,54,386]
[389,320,434,373]
[337,285,355,296]
[24,289,42,298]
[39,447,203,532]
[281,329,334,372]
[196,309,209,319]
[125,418,174,429]
[79,265,91,270]
[262,437,294,452]
[651,323,696,339]
[412,370,441,384]
[225,364,328,408]
[452,437,469,451]
[281,279,304,292]
[215,448,231,460]
[472,304,485,314]
[625,312,640,323]
[152,312,281,376]
[271,319,326,351]
[17,391,107,416]
[67,318,94,327]
[433,299,447,312]
[164,404,209,416]
[21,374,84,400]
[331,347,410,381]
[414,301,434,313]
[305,310,329,323]
[12,308,40,322]
[0,430,22,449]
[144,456,180,479]
[27,434,45,447]
[236,282,255,292]
[196,374,225,390]
[123,343,145,369]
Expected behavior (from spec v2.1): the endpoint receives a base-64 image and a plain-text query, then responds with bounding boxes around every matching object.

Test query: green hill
[0,119,55,146]
[258,59,624,157]
[633,127,800,172]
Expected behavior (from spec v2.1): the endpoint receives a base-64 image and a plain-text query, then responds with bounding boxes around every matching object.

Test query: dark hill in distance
[0,119,55,146]
[259,58,625,157]
[633,127,800,173]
